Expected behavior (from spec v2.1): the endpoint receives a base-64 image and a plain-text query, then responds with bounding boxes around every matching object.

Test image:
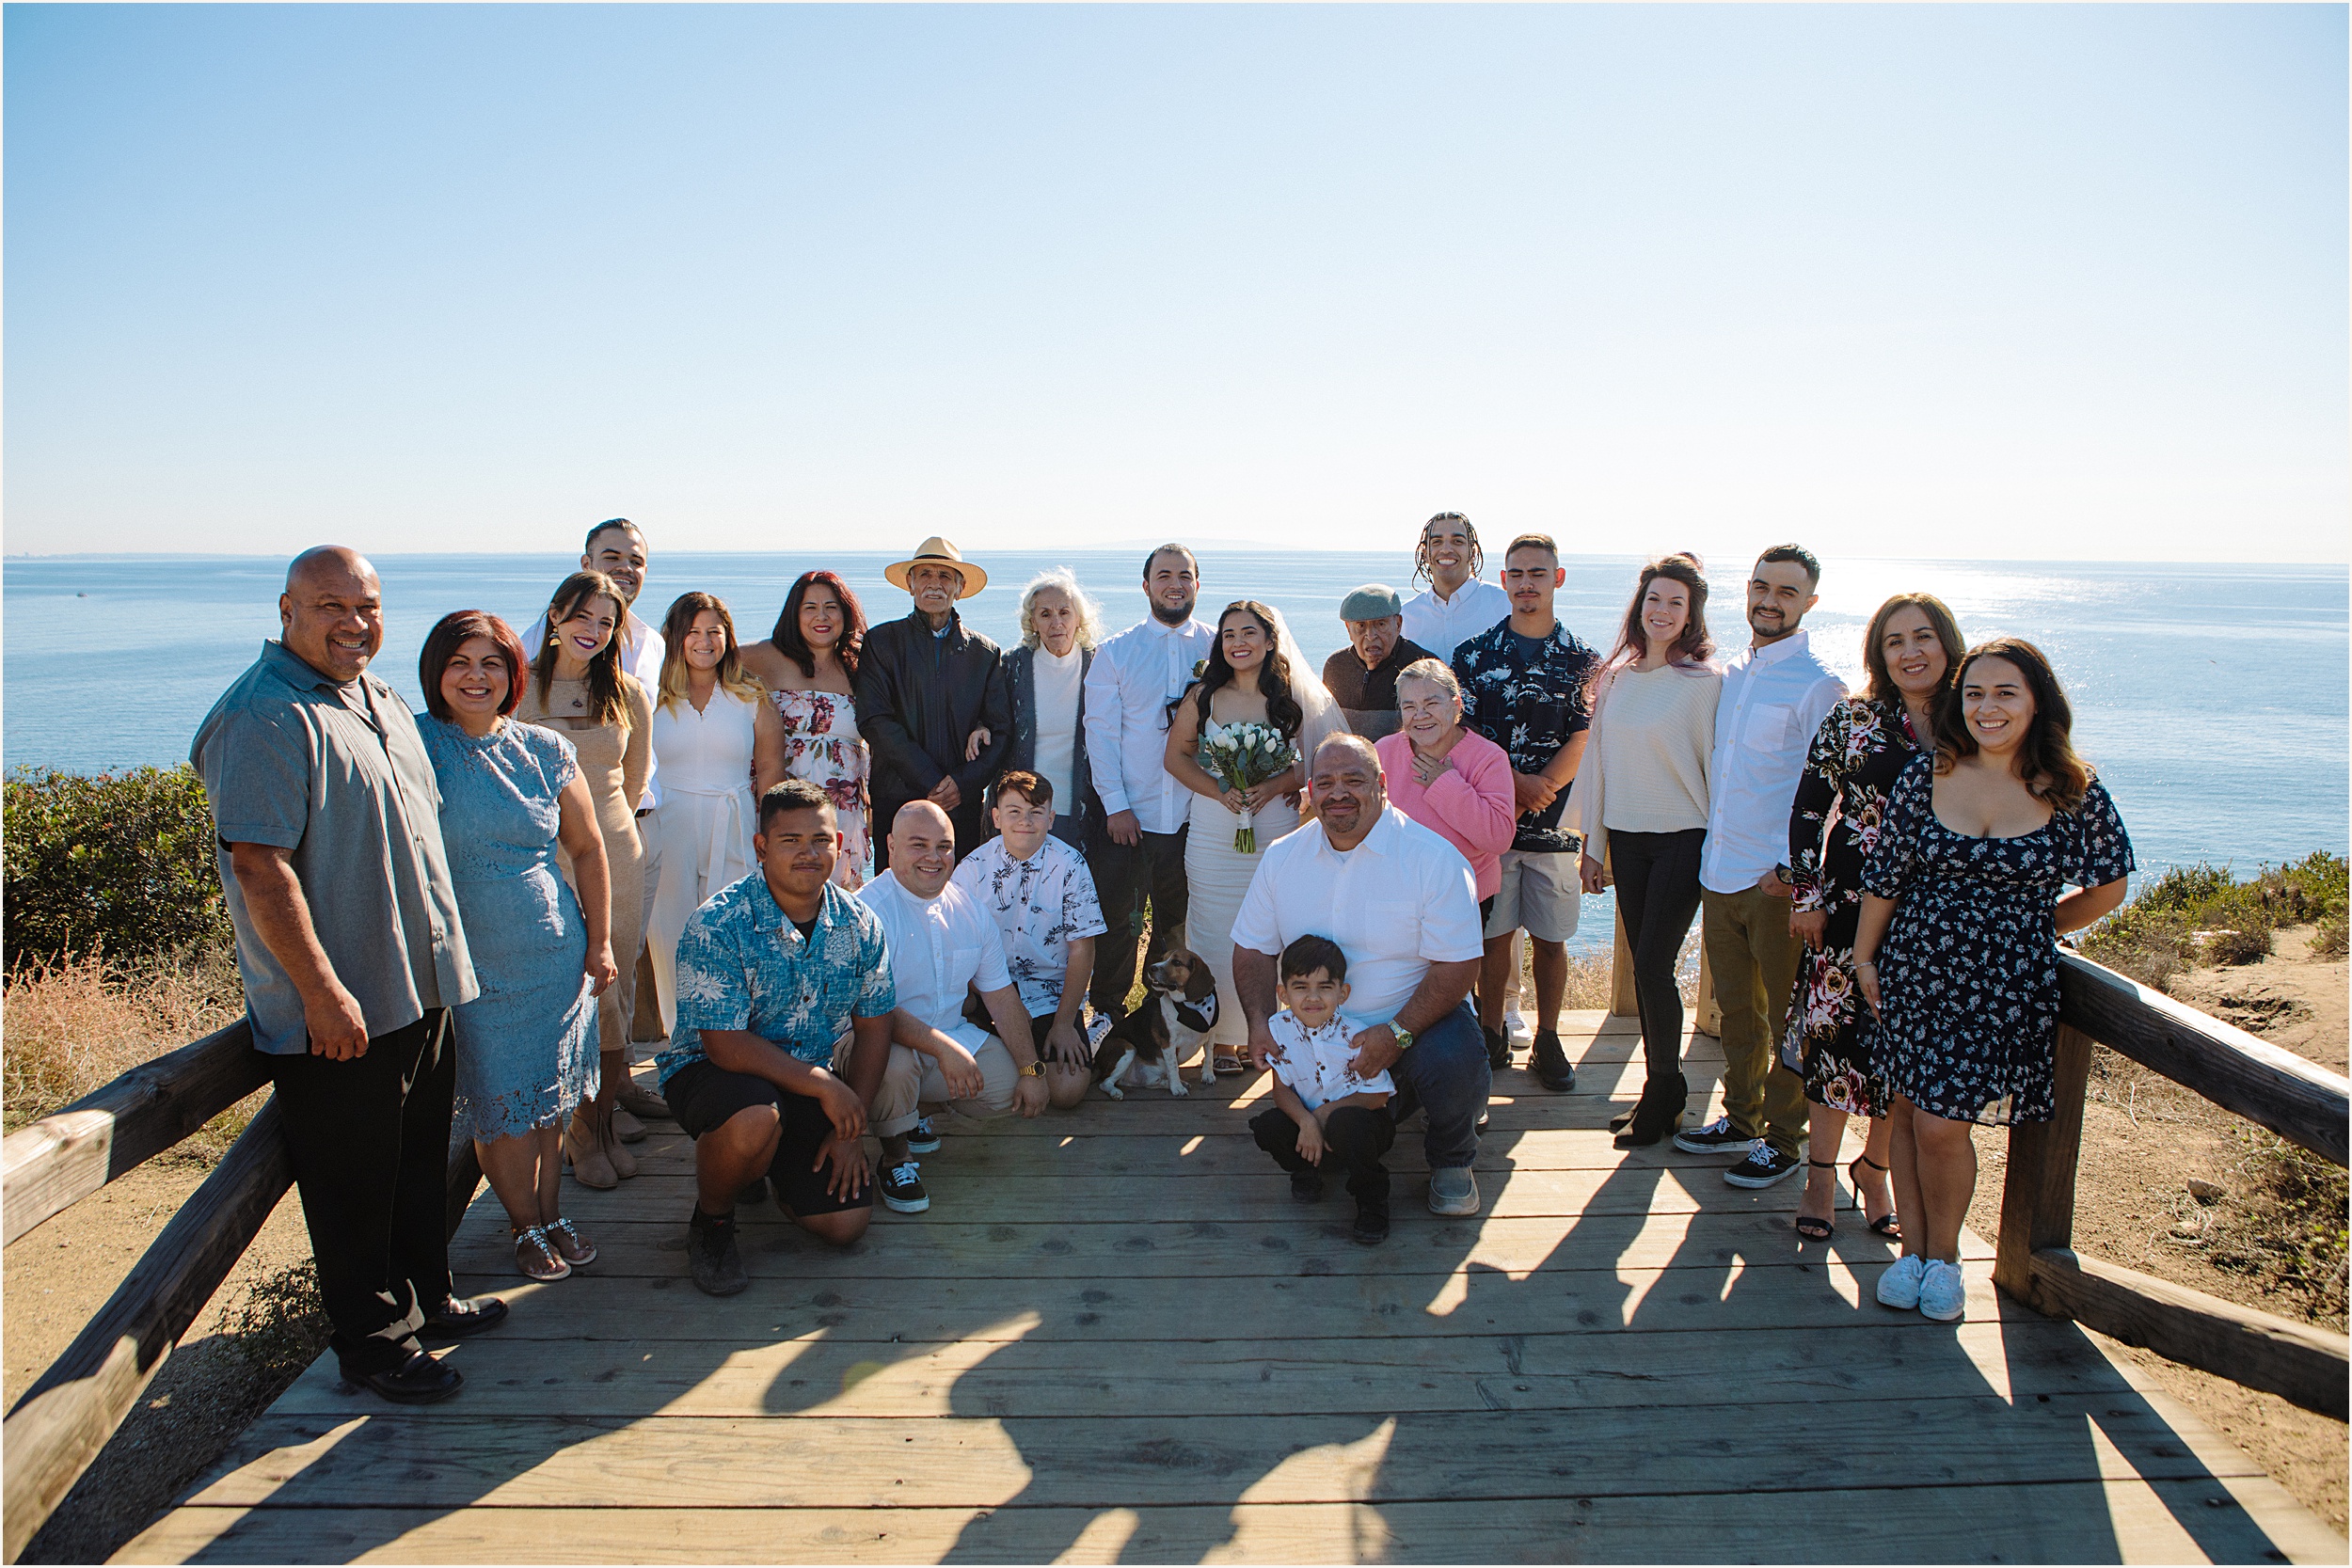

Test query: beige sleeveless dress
[516,673,652,1054]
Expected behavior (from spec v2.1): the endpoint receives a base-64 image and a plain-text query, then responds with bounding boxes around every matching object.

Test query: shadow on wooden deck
[117,1014,2344,1563]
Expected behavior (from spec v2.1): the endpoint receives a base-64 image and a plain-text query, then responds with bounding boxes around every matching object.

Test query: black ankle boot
[1613,1073,1690,1148]
[1483,1026,1511,1070]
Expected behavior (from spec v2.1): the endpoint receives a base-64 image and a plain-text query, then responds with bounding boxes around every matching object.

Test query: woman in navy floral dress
[1782,594,1963,1242]
[1855,639,2133,1324]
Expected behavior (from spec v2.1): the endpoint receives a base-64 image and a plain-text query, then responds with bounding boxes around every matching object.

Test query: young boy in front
[1248,935,1398,1244]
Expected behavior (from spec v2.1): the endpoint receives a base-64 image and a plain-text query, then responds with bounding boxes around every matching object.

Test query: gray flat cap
[1340,584,1403,622]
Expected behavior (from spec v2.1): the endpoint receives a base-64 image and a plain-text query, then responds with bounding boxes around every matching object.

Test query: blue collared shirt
[655,874,897,1088]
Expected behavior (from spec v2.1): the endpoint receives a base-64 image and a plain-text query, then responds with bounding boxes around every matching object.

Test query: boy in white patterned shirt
[1248,935,1398,1244]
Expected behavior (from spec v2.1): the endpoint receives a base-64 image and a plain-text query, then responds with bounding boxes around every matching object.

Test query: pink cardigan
[1375,728,1518,901]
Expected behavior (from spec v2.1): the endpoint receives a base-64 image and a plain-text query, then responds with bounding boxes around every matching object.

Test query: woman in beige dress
[516,569,652,1189]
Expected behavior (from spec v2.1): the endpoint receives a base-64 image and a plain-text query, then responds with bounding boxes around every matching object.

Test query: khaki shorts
[1484,849,1581,943]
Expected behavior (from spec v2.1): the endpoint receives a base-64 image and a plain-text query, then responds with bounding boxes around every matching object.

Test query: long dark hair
[770,570,866,680]
[1931,637,2092,813]
[1861,592,1964,709]
[531,570,632,728]
[1183,601,1304,738]
[1411,511,1484,589]
[420,610,527,721]
[1598,552,1713,679]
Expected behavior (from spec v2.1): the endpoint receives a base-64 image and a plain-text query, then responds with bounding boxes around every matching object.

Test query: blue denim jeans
[1387,1000,1489,1169]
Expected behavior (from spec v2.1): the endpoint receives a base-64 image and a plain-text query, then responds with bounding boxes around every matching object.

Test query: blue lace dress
[1864,759,2135,1126]
[419,715,600,1141]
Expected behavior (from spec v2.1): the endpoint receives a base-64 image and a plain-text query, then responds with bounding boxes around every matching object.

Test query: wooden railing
[1996,952,2348,1420]
[0,1023,485,1562]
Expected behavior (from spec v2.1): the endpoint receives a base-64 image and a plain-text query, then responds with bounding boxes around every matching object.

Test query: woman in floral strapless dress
[740,569,873,889]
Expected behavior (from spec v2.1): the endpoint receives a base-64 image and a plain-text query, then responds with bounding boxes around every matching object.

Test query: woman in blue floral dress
[418,611,620,1283]
[1782,594,1963,1242]
[1855,638,2133,1324]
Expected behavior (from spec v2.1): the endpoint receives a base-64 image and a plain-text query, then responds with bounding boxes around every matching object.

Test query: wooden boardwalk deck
[119,1012,2344,1564]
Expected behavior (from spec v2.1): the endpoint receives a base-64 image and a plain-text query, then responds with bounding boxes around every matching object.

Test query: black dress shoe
[1351,1202,1391,1245]
[354,1350,465,1404]
[420,1294,508,1340]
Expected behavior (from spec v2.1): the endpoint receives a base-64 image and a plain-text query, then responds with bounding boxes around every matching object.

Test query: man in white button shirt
[1232,735,1489,1217]
[859,801,1050,1215]
[1082,544,1216,1019]
[522,516,673,1131]
[1674,545,1848,1191]
[1400,511,1513,665]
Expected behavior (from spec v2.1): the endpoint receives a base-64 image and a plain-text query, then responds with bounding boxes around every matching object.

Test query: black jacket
[855,608,1011,808]
[1004,642,1099,833]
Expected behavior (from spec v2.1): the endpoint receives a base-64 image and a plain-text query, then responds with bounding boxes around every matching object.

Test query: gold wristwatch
[1019,1060,1047,1077]
[1390,1022,1416,1051]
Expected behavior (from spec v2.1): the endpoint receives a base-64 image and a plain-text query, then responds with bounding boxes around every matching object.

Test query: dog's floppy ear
[1180,950,1217,1004]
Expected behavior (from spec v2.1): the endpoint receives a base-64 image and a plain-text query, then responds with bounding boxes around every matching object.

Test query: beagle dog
[1094,944,1221,1098]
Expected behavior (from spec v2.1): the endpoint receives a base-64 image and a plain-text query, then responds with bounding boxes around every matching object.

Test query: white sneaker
[1876,1253,1926,1310]
[1918,1259,1966,1323]
[1503,1005,1530,1041]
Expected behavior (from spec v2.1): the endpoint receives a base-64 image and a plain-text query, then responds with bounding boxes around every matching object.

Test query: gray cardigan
[1004,642,1098,833]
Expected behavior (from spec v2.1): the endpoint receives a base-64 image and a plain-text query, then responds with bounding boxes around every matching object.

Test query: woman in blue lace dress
[1854,638,2133,1325]
[418,611,620,1283]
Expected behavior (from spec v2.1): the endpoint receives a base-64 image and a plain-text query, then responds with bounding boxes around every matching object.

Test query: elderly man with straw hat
[855,537,1011,868]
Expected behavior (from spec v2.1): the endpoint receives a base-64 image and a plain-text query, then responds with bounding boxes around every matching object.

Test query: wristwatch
[1019,1060,1047,1078]
[1389,1023,1416,1051]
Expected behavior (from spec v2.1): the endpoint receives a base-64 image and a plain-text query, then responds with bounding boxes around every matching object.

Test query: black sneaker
[1724,1141,1804,1189]
[1351,1202,1391,1245]
[687,1207,747,1296]
[906,1117,943,1155]
[1672,1115,1752,1156]
[880,1159,930,1213]
[1529,1030,1575,1092]
[1290,1170,1324,1202]
[1484,1027,1511,1070]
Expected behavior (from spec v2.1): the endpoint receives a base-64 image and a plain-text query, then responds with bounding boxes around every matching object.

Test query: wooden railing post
[1994,1022,2094,1304]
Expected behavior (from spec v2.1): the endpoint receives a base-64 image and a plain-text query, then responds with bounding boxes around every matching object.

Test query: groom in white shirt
[1082,544,1216,1020]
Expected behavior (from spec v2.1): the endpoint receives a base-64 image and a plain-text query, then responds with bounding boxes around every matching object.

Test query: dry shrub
[2,947,257,1161]
[2313,913,2348,960]
[2203,919,2275,968]
[2206,1128,2350,1330]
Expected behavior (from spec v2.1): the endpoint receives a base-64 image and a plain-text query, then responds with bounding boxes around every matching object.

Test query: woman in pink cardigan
[1375,657,1518,969]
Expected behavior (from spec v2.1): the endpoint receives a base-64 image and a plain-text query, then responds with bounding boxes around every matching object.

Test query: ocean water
[5,551,2344,955]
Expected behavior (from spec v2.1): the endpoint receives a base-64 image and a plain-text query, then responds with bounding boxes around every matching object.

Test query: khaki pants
[1700,884,1809,1156]
[871,1035,1019,1138]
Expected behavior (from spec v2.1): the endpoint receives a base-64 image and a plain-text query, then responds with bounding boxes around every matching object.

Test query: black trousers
[1086,824,1190,1017]
[269,1009,455,1377]
[1609,828,1708,1081]
[1250,1104,1395,1210]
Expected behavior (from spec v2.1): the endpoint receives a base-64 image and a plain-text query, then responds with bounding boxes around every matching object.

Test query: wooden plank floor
[119,1012,2344,1564]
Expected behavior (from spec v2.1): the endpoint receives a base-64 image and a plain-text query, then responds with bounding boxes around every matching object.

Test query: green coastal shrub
[3,766,232,973]
[2082,853,2349,987]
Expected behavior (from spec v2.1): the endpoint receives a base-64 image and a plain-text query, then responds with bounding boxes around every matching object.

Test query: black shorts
[664,1059,871,1216]
[961,996,1093,1067]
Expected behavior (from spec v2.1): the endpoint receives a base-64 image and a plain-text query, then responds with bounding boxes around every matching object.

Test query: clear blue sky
[6,4,2344,562]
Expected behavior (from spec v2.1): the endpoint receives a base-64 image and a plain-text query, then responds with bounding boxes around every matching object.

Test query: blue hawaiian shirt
[1453,618,1600,854]
[655,874,897,1089]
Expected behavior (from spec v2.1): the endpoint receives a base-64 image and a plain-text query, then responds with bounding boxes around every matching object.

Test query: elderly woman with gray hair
[1374,658,1518,927]
[1002,567,1105,847]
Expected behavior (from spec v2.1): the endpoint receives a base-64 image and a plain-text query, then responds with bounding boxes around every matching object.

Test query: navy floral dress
[1780,698,1920,1118]
[1864,759,2135,1126]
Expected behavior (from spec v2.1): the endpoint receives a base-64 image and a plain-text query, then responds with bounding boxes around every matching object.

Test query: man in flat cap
[856,537,1010,868]
[1322,585,1437,741]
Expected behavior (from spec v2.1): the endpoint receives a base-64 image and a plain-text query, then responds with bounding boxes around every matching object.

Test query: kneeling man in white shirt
[858,801,1050,1214]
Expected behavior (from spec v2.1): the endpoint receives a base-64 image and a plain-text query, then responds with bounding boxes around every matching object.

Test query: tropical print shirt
[1453,618,1601,853]
[949,833,1108,1016]
[655,873,895,1089]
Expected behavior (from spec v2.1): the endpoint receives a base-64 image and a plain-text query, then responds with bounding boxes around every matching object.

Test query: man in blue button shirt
[656,779,897,1295]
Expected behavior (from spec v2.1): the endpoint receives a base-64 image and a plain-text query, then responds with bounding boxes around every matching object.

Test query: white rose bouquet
[1200,718,1296,853]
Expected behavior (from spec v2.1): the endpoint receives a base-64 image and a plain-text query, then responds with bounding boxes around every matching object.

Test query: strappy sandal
[1851,1153,1901,1238]
[546,1216,598,1267]
[1793,1160,1837,1240]
[515,1225,571,1282]
[1214,1052,1247,1076]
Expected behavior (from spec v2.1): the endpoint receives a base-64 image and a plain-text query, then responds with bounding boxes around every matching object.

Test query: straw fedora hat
[883,536,987,599]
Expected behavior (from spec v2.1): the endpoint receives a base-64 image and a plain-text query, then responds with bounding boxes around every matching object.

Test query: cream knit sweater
[1565,661,1721,863]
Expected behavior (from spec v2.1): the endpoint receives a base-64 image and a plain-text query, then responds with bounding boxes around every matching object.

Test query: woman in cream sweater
[1567,553,1722,1148]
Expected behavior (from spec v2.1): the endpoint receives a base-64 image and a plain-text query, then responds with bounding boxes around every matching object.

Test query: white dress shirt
[1231,805,1485,1033]
[1083,614,1216,833]
[1401,579,1511,664]
[949,834,1107,1016]
[1268,1010,1395,1108]
[856,868,1014,1051]
[523,606,668,809]
[1699,630,1847,895]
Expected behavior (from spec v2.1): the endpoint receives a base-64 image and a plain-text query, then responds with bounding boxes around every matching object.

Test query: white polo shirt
[1230,805,1485,1033]
[856,867,1014,1051]
[1699,630,1847,895]
[1083,614,1216,833]
[1401,578,1510,664]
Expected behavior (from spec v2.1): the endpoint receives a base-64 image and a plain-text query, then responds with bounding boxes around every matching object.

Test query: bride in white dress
[1162,600,1343,1083]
